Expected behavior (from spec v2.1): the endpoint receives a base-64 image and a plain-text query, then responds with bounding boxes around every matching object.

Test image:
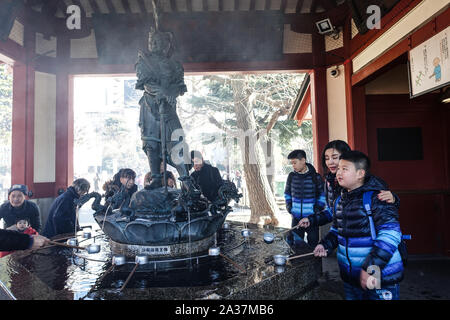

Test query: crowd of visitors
[284,140,405,300]
[0,143,406,300]
[0,153,223,254]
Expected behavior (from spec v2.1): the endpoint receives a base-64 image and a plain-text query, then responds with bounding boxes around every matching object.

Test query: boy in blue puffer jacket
[284,150,326,247]
[314,150,404,300]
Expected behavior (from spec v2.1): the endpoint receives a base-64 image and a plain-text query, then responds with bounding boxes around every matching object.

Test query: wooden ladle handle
[120,263,139,291]
[47,240,86,251]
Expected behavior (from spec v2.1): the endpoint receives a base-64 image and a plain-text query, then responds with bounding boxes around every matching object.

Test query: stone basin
[0,222,321,300]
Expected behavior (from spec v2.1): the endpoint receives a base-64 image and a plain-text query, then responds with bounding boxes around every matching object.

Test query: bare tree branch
[265,107,291,134]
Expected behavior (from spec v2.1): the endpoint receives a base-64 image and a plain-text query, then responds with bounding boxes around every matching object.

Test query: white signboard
[409,26,449,98]
[141,246,171,255]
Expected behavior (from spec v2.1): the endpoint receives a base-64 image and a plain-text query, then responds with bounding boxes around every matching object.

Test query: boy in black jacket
[314,151,404,300]
[284,150,326,247]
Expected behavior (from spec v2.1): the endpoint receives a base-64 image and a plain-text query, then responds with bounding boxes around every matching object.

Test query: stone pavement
[314,254,450,300]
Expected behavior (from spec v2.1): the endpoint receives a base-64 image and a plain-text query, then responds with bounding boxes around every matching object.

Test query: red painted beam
[352,6,450,86]
[350,0,422,58]
[0,38,26,64]
[55,70,72,193]
[344,60,354,149]
[310,68,329,175]
[11,63,28,185]
[183,54,314,73]
[54,36,73,194]
[294,84,311,126]
[351,85,368,154]
[32,183,55,199]
[66,53,314,74]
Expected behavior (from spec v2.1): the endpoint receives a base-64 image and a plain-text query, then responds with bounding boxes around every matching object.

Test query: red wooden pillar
[344,60,355,150]
[310,32,329,175]
[55,36,73,192]
[11,23,35,190]
[352,85,368,154]
[310,68,329,174]
[344,60,368,154]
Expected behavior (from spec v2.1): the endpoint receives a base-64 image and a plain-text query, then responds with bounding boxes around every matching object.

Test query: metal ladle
[263,232,283,244]
[83,231,92,239]
[46,240,85,251]
[49,239,101,254]
[273,251,327,266]
[241,228,251,238]
[82,254,126,299]
[120,255,148,291]
[67,238,78,247]
[86,243,101,254]
[96,255,126,284]
[263,225,301,244]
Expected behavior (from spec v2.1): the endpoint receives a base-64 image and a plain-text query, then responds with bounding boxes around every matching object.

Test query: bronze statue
[135,29,191,190]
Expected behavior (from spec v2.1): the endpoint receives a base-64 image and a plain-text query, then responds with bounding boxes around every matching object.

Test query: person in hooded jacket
[284,149,326,248]
[314,151,404,300]
[42,178,90,238]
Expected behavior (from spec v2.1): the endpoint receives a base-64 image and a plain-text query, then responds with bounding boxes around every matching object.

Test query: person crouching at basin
[42,179,90,238]
[313,151,404,300]
[0,218,39,257]
[190,151,223,202]
[144,168,177,190]
[118,168,138,196]
[0,184,41,233]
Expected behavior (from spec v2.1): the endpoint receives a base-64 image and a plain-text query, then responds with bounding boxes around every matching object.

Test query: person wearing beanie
[0,184,41,232]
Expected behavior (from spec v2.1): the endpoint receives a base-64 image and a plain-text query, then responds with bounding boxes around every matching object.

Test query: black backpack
[334,191,410,267]
[362,191,409,267]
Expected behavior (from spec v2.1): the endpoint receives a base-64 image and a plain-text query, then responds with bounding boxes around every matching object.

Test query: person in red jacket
[0,218,39,258]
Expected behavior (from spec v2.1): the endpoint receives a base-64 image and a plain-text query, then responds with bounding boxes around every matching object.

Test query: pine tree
[186,73,309,225]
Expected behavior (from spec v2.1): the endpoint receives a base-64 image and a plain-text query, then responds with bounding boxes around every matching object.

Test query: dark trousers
[289,217,319,248]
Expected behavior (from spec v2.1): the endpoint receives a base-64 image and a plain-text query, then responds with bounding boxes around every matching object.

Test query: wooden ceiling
[27,0,347,17]
[20,0,350,41]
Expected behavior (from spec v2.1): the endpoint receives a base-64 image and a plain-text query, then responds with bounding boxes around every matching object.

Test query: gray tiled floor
[315,255,450,300]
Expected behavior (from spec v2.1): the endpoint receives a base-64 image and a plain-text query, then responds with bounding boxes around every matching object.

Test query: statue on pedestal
[135,28,191,190]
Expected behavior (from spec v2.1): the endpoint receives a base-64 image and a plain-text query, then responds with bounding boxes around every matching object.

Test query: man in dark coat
[0,229,48,251]
[42,179,90,238]
[0,184,41,232]
[190,151,223,202]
